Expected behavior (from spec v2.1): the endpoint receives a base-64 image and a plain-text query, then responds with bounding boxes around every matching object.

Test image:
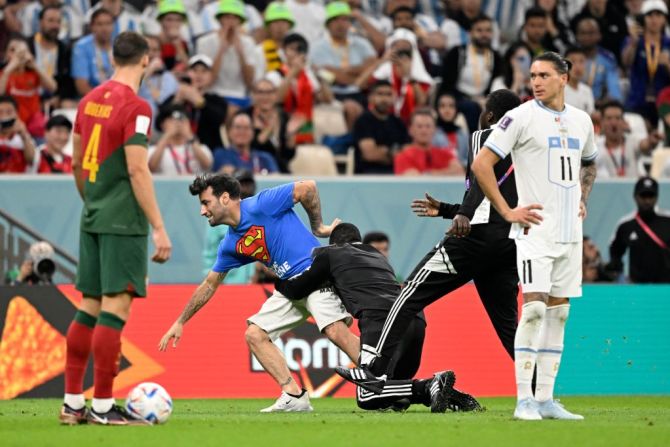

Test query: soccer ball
[125,382,173,424]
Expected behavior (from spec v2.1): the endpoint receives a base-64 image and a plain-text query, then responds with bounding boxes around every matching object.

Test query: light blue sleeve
[605,62,623,101]
[71,40,91,81]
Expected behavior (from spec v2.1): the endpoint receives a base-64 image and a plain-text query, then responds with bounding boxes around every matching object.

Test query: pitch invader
[472,52,597,420]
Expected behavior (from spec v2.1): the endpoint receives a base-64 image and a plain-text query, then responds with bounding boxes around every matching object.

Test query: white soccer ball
[125,382,173,424]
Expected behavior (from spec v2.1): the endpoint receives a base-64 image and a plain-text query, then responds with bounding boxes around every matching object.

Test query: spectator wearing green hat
[196,0,257,108]
[199,0,264,42]
[141,0,201,43]
[286,0,326,43]
[155,0,191,74]
[255,2,294,77]
[311,1,377,130]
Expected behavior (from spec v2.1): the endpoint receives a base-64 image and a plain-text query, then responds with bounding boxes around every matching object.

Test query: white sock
[64,393,85,410]
[92,398,115,414]
[535,304,569,403]
[514,301,547,401]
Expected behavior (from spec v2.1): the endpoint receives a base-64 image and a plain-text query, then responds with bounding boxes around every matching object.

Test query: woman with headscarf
[356,28,434,125]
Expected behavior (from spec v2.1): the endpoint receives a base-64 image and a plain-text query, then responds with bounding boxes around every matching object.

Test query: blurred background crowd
[1,0,669,177]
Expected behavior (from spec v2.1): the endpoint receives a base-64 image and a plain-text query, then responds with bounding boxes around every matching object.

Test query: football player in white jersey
[472,52,597,421]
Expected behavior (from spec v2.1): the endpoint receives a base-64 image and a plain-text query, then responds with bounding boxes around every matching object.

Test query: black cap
[46,114,73,131]
[155,103,188,131]
[634,176,658,196]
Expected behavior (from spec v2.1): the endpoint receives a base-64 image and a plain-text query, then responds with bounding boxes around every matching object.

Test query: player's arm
[158,270,227,351]
[293,180,341,237]
[125,145,172,263]
[578,158,597,219]
[579,122,599,219]
[71,133,84,199]
[472,147,543,226]
[410,192,461,218]
[274,252,330,299]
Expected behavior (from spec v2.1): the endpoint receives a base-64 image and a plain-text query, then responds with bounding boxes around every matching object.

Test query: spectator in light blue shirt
[574,16,623,102]
[71,8,114,97]
[138,35,179,118]
[213,113,279,174]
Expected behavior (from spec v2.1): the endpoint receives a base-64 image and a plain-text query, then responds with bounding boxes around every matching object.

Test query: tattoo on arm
[580,161,597,204]
[177,274,224,324]
[301,184,323,233]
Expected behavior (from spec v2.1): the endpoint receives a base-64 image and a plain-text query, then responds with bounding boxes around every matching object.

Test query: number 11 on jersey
[82,123,102,182]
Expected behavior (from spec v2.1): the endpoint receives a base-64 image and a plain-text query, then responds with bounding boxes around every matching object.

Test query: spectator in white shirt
[195,0,256,108]
[149,104,213,175]
[563,47,595,115]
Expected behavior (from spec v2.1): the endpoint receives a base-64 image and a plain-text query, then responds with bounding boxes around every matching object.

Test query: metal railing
[0,209,78,283]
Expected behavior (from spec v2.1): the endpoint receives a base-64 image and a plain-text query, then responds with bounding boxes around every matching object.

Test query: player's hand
[313,218,342,238]
[158,321,183,351]
[411,192,441,217]
[503,204,543,226]
[578,200,587,220]
[447,214,471,237]
[151,226,172,263]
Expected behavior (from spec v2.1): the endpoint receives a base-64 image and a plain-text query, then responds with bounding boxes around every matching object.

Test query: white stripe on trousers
[357,385,413,402]
[373,267,432,355]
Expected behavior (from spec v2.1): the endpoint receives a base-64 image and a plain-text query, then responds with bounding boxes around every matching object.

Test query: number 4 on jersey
[83,123,102,182]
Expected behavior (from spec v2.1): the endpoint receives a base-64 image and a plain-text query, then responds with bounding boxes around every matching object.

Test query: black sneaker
[429,370,456,413]
[87,404,152,426]
[59,403,88,425]
[446,388,483,412]
[335,366,387,394]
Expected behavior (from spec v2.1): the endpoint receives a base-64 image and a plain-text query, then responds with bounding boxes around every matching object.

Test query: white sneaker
[513,398,542,420]
[260,391,313,413]
[537,400,584,420]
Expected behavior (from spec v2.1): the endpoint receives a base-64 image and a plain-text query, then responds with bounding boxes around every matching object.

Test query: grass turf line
[1,396,669,447]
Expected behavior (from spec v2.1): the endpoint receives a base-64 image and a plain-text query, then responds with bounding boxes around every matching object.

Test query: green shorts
[75,231,148,298]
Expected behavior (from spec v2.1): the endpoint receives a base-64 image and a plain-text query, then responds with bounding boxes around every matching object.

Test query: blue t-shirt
[71,35,113,88]
[212,183,319,278]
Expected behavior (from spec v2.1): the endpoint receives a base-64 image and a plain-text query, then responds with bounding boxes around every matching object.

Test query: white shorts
[247,287,353,341]
[515,238,582,298]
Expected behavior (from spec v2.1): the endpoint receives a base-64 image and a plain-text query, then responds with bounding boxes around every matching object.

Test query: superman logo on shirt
[236,225,270,262]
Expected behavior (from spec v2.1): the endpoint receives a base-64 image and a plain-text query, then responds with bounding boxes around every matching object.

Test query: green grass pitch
[1,397,669,447]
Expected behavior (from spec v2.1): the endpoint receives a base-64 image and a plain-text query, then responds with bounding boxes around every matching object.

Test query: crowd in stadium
[1,0,670,176]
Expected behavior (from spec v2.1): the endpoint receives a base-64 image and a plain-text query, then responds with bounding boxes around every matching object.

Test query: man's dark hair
[189,173,241,199]
[39,5,61,21]
[46,114,73,131]
[485,89,522,122]
[363,231,389,245]
[533,51,571,75]
[572,16,600,35]
[390,5,415,20]
[329,223,362,245]
[598,99,625,115]
[524,6,547,23]
[282,32,308,53]
[369,79,392,92]
[564,46,585,59]
[90,7,114,25]
[0,95,18,110]
[113,31,149,66]
[470,13,493,27]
